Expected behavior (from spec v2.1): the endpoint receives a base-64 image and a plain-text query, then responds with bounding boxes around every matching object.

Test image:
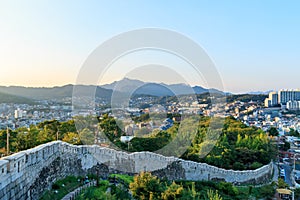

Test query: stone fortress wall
[0,141,273,200]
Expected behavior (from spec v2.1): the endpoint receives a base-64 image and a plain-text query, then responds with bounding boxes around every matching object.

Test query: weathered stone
[0,141,274,200]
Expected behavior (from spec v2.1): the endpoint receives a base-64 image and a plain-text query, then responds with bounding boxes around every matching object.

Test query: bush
[99,180,109,187]
[233,162,245,170]
[249,162,263,170]
[294,188,300,199]
[217,182,238,196]
[51,183,60,190]
[258,184,275,199]
[87,174,98,180]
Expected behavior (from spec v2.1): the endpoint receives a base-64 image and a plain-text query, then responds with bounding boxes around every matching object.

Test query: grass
[75,175,133,200]
[109,174,134,185]
[40,176,83,200]
[236,183,276,200]
[75,180,114,200]
[40,174,276,200]
[176,180,276,200]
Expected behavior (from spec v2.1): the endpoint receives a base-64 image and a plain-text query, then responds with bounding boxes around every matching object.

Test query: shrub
[51,183,60,190]
[233,162,245,170]
[249,162,263,170]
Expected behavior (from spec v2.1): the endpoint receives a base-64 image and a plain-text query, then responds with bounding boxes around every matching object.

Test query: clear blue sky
[0,0,300,93]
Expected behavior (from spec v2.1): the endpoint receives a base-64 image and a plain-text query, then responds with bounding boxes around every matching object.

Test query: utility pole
[292,190,295,200]
[56,130,59,141]
[6,127,9,155]
[294,153,296,171]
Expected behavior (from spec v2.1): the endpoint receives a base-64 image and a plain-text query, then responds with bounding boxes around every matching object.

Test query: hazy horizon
[0,76,282,95]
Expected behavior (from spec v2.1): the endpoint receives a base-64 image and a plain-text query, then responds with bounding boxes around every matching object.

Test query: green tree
[62,132,81,145]
[278,178,288,189]
[161,181,184,200]
[182,116,275,170]
[268,127,279,137]
[280,141,291,151]
[79,128,94,145]
[14,132,27,151]
[129,172,163,200]
[294,188,300,199]
[207,190,222,200]
[99,114,122,141]
[289,128,300,137]
[258,183,276,200]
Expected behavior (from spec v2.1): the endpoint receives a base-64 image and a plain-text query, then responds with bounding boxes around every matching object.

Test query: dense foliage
[73,172,276,200]
[182,116,276,170]
[0,91,34,104]
[129,172,276,200]
[117,116,276,170]
[226,94,267,104]
[0,114,275,170]
[40,176,83,200]
[0,120,79,154]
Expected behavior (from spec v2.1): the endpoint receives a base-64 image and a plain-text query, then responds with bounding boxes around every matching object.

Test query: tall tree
[268,127,279,137]
[129,172,163,200]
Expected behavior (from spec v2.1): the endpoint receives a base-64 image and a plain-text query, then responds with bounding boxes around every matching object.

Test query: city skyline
[1,1,300,93]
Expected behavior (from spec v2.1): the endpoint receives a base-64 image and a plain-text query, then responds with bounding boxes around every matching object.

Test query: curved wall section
[0,141,273,200]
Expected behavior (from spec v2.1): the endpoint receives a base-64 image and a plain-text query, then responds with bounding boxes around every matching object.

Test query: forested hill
[0,91,34,104]
[226,94,267,103]
[0,84,266,103]
[0,85,114,100]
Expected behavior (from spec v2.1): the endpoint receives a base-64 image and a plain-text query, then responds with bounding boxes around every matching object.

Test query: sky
[0,0,300,93]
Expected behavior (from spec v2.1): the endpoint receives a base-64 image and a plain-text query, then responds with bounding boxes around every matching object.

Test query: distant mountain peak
[100,78,224,96]
[0,78,227,101]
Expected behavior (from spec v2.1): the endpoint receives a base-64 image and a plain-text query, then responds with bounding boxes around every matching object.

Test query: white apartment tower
[264,92,278,107]
[278,89,300,104]
[265,89,300,107]
[14,108,23,119]
[287,101,300,110]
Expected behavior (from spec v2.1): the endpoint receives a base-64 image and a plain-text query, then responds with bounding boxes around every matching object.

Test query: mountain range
[0,91,34,104]
[0,78,226,102]
[102,78,223,96]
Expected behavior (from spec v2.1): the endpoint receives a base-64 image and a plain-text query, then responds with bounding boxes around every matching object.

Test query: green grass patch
[176,180,276,200]
[75,180,119,200]
[109,174,134,185]
[40,176,83,200]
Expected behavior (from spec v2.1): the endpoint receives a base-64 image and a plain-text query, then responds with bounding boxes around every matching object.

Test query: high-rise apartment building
[14,108,22,119]
[278,89,300,104]
[264,91,279,107]
[287,100,300,110]
[265,89,300,107]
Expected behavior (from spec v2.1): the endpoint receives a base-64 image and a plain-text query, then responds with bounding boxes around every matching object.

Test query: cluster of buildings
[233,102,300,134]
[103,91,300,148]
[120,118,174,143]
[265,89,300,110]
[1,89,300,137]
[0,102,73,130]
